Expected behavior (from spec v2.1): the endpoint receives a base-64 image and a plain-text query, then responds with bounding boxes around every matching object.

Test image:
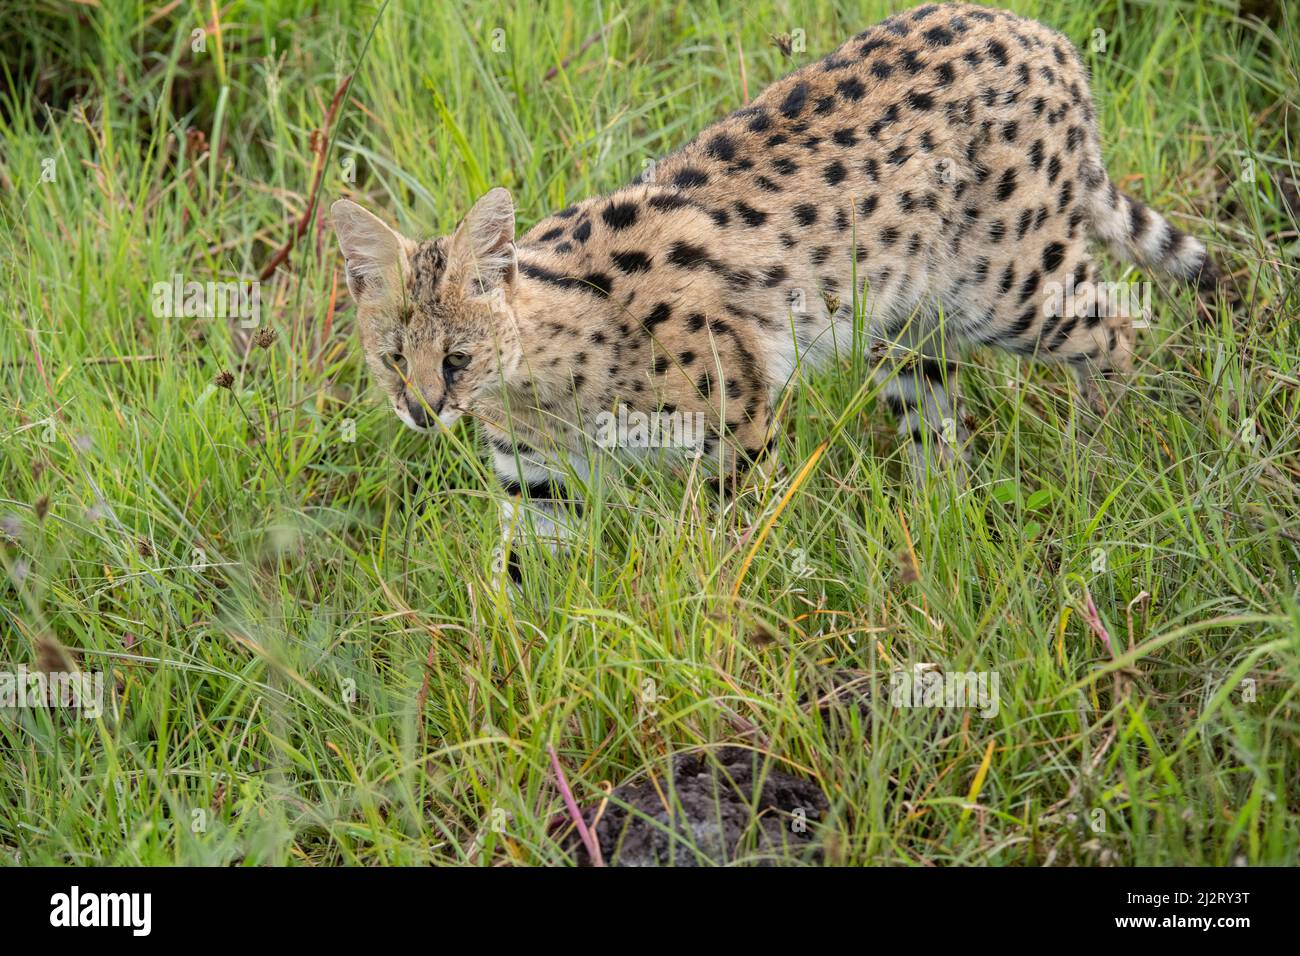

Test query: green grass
[1,0,1297,866]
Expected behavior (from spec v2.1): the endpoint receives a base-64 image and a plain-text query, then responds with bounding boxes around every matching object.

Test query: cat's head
[331,189,521,432]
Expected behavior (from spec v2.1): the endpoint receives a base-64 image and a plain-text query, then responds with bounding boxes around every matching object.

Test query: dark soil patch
[563,746,828,866]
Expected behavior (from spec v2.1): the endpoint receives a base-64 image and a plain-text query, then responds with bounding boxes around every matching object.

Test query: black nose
[408,399,432,429]
[405,391,443,429]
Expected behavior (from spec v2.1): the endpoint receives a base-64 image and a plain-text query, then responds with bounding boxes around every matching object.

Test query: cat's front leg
[485,432,585,590]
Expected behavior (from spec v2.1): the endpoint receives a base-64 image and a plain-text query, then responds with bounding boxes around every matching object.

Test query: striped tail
[1084,173,1224,307]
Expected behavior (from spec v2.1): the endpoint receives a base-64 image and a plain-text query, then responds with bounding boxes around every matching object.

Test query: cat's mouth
[395,404,434,434]
[395,400,463,433]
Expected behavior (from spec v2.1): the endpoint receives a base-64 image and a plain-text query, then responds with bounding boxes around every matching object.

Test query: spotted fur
[332,3,1223,584]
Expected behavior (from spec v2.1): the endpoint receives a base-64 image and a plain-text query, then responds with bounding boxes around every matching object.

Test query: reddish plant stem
[547,743,604,866]
[258,75,353,281]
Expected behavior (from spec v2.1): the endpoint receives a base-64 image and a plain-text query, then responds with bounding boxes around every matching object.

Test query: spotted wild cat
[331,2,1223,583]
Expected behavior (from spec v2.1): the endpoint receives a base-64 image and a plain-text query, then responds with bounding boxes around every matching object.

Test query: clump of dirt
[564,747,828,866]
[799,668,875,722]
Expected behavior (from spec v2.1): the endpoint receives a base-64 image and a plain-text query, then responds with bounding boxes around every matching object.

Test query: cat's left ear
[451,187,516,293]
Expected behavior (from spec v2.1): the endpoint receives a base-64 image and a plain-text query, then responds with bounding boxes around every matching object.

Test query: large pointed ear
[331,199,410,303]
[450,187,516,292]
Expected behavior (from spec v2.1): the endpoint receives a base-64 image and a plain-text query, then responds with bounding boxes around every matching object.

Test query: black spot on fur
[735,201,768,227]
[667,242,717,271]
[1028,140,1044,171]
[706,134,738,162]
[612,250,652,274]
[899,49,926,74]
[1129,200,1149,241]
[1018,269,1040,304]
[584,272,612,297]
[1041,242,1065,274]
[995,169,1018,202]
[780,82,810,117]
[868,105,899,138]
[744,108,771,132]
[520,261,611,298]
[1057,179,1073,213]
[836,77,866,101]
[998,264,1016,294]
[601,202,638,231]
[644,302,673,332]
[648,193,690,212]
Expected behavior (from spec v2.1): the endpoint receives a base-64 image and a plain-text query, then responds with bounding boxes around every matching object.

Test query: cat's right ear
[331,200,411,303]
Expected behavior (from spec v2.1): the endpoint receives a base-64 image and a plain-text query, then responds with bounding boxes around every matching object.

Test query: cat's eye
[384,352,406,373]
[444,351,470,370]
